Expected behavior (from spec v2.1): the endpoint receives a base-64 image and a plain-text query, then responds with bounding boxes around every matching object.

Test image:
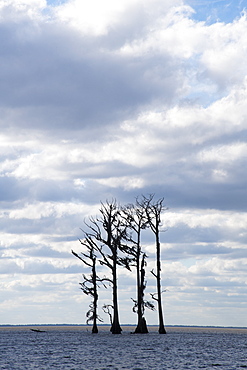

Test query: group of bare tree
[72,194,167,334]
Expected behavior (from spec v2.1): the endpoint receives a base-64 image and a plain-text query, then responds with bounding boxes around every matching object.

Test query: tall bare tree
[122,201,154,333]
[84,200,132,334]
[72,238,104,333]
[141,194,167,334]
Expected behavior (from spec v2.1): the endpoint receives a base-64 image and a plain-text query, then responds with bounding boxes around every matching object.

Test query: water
[0,326,246,369]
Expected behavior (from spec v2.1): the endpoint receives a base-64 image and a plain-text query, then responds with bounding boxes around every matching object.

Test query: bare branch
[151,269,157,278]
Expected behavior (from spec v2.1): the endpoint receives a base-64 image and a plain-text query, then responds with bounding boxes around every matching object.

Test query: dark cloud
[0,177,28,202]
[142,178,247,212]
[164,243,239,260]
[26,246,71,259]
[0,18,181,139]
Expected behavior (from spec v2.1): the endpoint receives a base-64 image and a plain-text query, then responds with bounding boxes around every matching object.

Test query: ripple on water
[0,327,246,370]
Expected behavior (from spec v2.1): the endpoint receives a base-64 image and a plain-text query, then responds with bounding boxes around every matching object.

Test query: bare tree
[122,201,154,333]
[84,200,132,334]
[72,238,105,333]
[141,194,167,334]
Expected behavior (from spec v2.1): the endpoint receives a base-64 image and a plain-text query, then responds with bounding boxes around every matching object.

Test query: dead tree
[122,201,154,333]
[72,240,104,333]
[84,200,132,334]
[141,194,167,334]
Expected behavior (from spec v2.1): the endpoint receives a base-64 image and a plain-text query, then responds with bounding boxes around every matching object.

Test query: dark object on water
[30,328,46,333]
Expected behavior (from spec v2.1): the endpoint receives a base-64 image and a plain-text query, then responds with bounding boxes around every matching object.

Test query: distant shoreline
[0,324,246,332]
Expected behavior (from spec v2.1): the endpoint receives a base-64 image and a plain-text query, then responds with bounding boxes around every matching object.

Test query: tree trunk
[156,233,166,334]
[92,258,99,333]
[134,242,148,334]
[135,317,148,333]
[110,250,122,334]
[92,321,98,334]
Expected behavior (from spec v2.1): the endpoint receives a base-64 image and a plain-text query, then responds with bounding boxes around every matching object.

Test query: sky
[0,0,247,328]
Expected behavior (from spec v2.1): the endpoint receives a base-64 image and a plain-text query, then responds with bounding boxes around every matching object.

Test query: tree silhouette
[122,200,154,333]
[72,239,105,333]
[84,200,132,334]
[141,194,167,334]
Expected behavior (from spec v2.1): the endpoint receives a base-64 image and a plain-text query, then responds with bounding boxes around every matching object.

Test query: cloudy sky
[1,0,247,328]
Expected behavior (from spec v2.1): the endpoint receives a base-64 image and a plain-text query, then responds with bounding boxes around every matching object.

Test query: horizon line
[1,324,246,329]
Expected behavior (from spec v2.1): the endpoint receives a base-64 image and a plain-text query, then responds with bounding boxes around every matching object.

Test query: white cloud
[162,209,247,230]
[200,12,247,87]
[54,0,136,35]
[199,142,247,164]
[119,5,202,59]
[54,0,182,36]
[0,0,46,13]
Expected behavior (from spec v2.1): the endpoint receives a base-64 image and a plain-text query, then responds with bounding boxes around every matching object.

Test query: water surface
[0,326,246,369]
